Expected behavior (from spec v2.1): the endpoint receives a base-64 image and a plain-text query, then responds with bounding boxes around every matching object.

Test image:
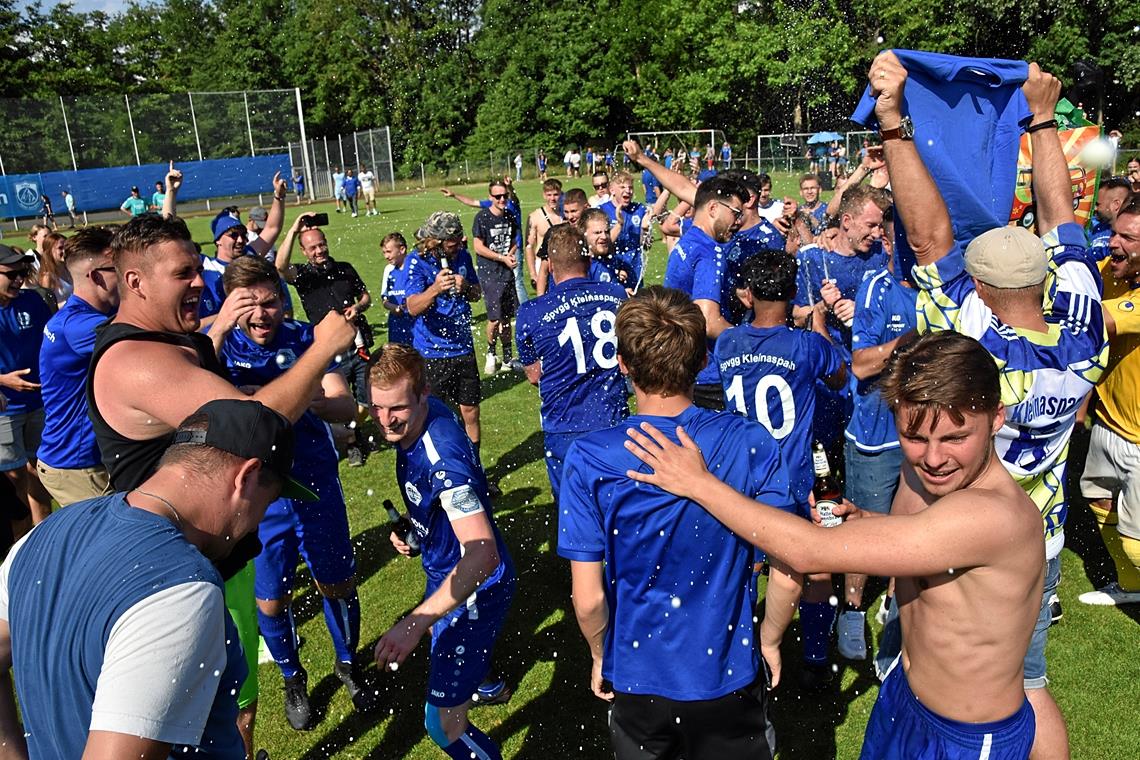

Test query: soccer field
[178,176,1140,759]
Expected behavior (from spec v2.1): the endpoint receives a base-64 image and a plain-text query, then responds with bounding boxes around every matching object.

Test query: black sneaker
[472,677,513,706]
[282,671,313,730]
[799,661,834,692]
[255,751,270,760]
[346,446,365,467]
[334,661,382,713]
[1049,593,1063,625]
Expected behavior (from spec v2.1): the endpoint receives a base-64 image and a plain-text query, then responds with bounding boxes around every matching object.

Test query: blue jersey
[600,199,649,285]
[716,323,844,504]
[558,405,794,700]
[515,277,629,434]
[642,169,660,205]
[396,397,513,593]
[217,320,340,486]
[384,260,415,345]
[343,176,359,197]
[851,50,1031,256]
[0,290,51,415]
[404,247,480,359]
[793,243,890,348]
[37,295,110,469]
[725,220,787,324]
[664,225,729,385]
[1090,220,1112,262]
[846,271,919,453]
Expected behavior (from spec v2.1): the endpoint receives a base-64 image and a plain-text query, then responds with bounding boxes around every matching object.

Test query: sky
[21,0,134,16]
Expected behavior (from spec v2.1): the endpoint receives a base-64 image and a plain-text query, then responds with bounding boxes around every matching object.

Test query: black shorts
[692,383,726,411]
[425,354,482,407]
[482,276,518,322]
[609,674,772,760]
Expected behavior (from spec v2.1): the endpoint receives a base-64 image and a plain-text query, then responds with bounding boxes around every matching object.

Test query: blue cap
[212,213,244,241]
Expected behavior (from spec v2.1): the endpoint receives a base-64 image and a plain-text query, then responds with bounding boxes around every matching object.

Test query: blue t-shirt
[663,225,729,385]
[343,176,359,197]
[793,243,891,348]
[404,247,480,359]
[851,49,1031,257]
[558,405,794,700]
[725,220,787,324]
[0,290,51,415]
[384,260,415,345]
[217,320,340,486]
[641,169,660,205]
[397,397,513,593]
[515,277,629,434]
[716,323,844,504]
[6,495,246,758]
[600,200,650,285]
[37,295,110,469]
[846,271,919,453]
[1090,221,1112,262]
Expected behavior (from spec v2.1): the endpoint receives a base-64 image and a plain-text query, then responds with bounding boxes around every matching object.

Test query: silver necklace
[130,489,184,529]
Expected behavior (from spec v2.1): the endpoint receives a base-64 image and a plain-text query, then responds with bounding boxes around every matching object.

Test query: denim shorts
[1023,555,1060,689]
[844,441,904,515]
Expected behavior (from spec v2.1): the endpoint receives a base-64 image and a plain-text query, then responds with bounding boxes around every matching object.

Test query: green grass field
[177,176,1140,759]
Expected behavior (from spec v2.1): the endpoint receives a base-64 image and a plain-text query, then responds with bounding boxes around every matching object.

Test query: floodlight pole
[59,97,78,171]
[385,126,395,190]
[124,95,141,165]
[294,88,314,201]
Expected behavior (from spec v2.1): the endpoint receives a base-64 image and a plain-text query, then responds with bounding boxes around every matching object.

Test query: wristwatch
[880,116,914,142]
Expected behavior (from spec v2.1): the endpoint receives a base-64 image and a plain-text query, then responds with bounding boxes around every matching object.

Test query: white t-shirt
[359,171,376,192]
[757,200,785,224]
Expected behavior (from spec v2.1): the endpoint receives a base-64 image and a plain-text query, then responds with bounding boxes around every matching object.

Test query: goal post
[624,129,730,169]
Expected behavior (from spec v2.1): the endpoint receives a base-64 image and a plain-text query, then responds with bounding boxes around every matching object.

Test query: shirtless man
[624,329,1044,759]
[524,178,563,291]
[86,214,355,756]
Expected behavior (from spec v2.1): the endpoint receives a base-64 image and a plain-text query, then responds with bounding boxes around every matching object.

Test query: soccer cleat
[1048,593,1063,624]
[799,660,834,692]
[282,671,313,730]
[472,678,513,706]
[484,353,498,376]
[334,661,382,713]
[1078,582,1140,606]
[836,610,868,660]
[503,359,525,372]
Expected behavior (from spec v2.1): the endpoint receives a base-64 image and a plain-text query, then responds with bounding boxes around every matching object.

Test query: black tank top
[86,321,230,491]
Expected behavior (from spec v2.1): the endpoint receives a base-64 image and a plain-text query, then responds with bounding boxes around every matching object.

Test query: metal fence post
[294,88,314,201]
[124,95,141,165]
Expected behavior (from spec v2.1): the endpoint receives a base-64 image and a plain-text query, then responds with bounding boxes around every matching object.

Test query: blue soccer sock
[800,600,835,664]
[323,592,361,663]
[442,725,502,760]
[258,606,302,678]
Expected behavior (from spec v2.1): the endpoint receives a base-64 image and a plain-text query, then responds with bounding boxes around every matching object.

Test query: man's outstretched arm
[1022,64,1073,235]
[622,141,696,206]
[875,51,955,266]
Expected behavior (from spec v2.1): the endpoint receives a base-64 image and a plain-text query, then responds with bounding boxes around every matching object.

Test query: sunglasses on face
[225,229,246,239]
[0,268,29,280]
[594,183,609,189]
[490,193,507,200]
[716,200,745,222]
[91,265,117,275]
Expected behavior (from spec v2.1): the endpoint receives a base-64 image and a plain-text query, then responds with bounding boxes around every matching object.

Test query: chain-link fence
[292,128,395,199]
[754,131,876,175]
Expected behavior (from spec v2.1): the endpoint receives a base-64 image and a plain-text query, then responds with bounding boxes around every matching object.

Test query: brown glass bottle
[383,498,422,556]
[812,442,843,528]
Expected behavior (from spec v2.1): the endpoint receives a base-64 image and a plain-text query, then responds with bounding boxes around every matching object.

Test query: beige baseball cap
[964,226,1047,288]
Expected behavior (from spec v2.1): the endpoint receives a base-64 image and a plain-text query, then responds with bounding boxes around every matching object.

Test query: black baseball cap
[0,245,34,267]
[171,399,318,501]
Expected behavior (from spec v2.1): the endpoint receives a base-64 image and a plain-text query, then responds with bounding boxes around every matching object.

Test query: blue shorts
[1023,555,1059,689]
[861,666,1034,760]
[844,441,903,515]
[544,430,586,505]
[428,574,515,708]
[335,187,347,201]
[254,479,356,601]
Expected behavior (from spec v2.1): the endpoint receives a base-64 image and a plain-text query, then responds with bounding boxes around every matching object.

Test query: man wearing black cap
[120,186,148,218]
[0,399,312,759]
[0,245,54,524]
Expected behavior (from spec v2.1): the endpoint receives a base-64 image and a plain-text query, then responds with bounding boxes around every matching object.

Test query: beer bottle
[383,498,422,556]
[812,442,843,528]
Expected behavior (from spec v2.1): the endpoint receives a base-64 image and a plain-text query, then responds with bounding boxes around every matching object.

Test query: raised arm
[875,52,955,265]
[275,213,315,283]
[248,173,289,256]
[1021,64,1073,234]
[161,162,182,220]
[440,188,482,208]
[623,141,696,205]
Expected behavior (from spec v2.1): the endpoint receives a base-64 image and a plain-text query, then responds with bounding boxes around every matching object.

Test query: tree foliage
[0,0,1136,171]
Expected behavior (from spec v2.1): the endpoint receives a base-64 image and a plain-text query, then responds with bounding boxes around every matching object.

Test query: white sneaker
[484,353,498,376]
[351,211,358,218]
[836,610,867,660]
[875,595,892,626]
[1078,582,1140,606]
